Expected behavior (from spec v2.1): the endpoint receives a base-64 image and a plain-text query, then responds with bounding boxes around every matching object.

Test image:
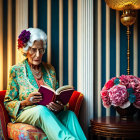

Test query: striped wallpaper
[0,0,140,137]
[0,0,78,90]
[95,0,140,118]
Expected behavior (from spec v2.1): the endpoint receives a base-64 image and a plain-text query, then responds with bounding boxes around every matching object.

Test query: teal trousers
[16,105,87,140]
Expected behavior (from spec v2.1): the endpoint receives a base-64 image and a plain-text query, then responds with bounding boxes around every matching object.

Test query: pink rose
[103,101,111,108]
[101,90,111,108]
[105,80,114,90]
[101,90,108,97]
[102,86,106,91]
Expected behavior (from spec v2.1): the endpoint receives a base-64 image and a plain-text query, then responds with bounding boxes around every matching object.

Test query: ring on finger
[50,106,54,111]
[29,96,34,102]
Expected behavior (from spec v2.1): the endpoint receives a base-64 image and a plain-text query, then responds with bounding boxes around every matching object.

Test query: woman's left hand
[46,101,64,113]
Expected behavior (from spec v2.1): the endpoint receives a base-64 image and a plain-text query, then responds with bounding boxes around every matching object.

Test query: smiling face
[27,40,45,66]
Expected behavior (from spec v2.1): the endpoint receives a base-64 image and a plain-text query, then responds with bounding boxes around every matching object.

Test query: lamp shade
[105,0,140,10]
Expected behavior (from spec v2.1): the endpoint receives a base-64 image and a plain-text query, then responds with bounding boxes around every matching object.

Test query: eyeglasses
[29,48,45,55]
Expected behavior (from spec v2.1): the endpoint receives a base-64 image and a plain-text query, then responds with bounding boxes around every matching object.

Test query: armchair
[0,90,83,140]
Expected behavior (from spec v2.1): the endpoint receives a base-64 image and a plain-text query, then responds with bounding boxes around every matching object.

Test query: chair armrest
[68,91,84,117]
[0,90,10,140]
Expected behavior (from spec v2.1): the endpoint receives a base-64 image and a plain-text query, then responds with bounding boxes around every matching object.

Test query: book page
[55,85,73,95]
[55,88,74,105]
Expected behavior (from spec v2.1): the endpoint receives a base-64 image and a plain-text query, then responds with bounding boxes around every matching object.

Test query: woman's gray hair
[21,28,47,55]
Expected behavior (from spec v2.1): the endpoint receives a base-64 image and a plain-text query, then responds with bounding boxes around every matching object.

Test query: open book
[38,85,74,106]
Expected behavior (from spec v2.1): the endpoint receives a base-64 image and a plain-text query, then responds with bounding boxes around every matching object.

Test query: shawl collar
[23,59,52,89]
[24,59,39,89]
[23,59,53,89]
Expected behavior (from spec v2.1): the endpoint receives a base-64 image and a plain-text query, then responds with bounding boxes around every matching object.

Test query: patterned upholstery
[0,90,83,140]
[7,123,47,140]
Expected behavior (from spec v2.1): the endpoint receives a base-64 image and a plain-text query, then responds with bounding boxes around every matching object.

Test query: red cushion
[69,91,84,117]
[0,90,10,140]
[0,90,7,102]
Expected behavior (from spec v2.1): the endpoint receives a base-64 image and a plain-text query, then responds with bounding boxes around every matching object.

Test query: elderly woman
[4,28,87,140]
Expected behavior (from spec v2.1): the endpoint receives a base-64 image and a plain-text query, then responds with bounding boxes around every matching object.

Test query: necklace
[28,60,42,80]
[30,66,42,80]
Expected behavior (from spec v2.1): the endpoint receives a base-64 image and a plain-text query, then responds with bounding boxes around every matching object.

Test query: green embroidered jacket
[4,59,58,122]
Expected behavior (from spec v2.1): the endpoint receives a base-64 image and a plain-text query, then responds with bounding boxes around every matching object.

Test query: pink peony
[108,85,128,107]
[133,92,140,109]
[134,100,140,109]
[119,75,129,87]
[129,77,140,88]
[135,84,140,93]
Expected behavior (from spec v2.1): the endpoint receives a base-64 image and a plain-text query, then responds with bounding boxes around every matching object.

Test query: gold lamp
[105,0,140,75]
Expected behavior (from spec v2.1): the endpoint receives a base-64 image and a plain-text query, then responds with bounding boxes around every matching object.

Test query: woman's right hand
[20,92,42,108]
[26,92,42,106]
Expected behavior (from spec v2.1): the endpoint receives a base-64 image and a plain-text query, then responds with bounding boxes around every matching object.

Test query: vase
[114,104,138,120]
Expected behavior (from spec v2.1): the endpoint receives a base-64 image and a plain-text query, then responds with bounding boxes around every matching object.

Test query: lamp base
[120,9,136,75]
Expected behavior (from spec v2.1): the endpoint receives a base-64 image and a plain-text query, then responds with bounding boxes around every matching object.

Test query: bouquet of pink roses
[101,75,140,109]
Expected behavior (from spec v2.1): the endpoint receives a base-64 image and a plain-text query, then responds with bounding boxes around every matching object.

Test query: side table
[89,116,140,140]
